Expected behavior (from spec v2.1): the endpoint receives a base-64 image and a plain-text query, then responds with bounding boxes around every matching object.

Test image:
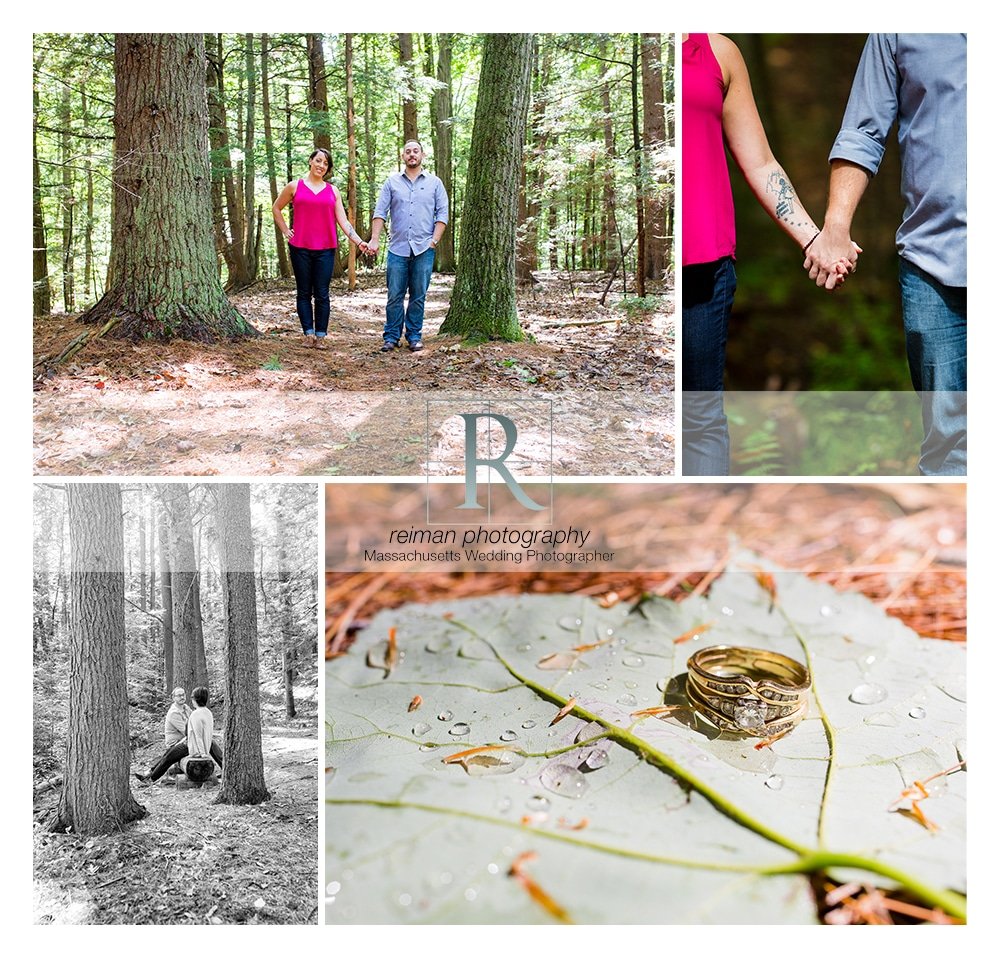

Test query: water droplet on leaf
[449,723,470,736]
[622,655,644,668]
[849,683,888,705]
[437,710,454,722]
[539,763,588,799]
[617,693,637,707]
[412,722,430,735]
[581,748,609,770]
[521,720,537,730]
[764,774,784,790]
[499,730,519,742]
[908,706,927,720]
[558,615,583,630]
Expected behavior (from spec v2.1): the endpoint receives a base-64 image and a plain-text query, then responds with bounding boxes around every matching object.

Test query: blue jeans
[289,246,335,337]
[384,248,435,345]
[899,258,967,475]
[682,257,735,476]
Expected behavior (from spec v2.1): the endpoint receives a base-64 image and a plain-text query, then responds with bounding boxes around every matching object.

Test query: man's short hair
[192,686,209,707]
[172,687,185,697]
[403,139,424,152]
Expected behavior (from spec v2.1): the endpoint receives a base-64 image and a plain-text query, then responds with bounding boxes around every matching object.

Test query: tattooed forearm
[767,169,797,219]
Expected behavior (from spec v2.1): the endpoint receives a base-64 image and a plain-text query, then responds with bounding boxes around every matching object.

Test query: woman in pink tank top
[273,149,371,348]
[682,34,851,474]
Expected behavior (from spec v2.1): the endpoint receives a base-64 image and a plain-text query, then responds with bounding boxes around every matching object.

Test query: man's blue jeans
[384,248,435,345]
[288,246,335,337]
[899,258,967,475]
[682,257,736,476]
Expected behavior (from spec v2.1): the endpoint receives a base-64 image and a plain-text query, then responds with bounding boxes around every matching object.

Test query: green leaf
[326,553,965,923]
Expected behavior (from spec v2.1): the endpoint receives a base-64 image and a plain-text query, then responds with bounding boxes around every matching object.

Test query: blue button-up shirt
[374,170,449,257]
[830,34,966,287]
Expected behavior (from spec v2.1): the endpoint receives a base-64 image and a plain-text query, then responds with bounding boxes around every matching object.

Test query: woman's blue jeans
[682,257,736,476]
[899,258,967,475]
[289,246,335,337]
[384,248,435,345]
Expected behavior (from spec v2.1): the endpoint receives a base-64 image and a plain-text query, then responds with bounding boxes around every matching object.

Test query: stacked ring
[686,645,810,738]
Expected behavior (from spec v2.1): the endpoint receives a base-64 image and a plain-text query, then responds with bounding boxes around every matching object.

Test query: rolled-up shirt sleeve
[829,34,899,176]
[373,178,392,221]
[434,179,449,225]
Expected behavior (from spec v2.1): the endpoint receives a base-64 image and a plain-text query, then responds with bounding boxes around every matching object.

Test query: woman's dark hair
[308,148,333,179]
[192,686,209,707]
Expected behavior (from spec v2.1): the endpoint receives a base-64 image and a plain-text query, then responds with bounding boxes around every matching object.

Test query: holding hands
[803,225,863,291]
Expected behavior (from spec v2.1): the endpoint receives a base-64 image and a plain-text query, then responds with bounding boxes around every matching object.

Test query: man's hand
[804,227,863,291]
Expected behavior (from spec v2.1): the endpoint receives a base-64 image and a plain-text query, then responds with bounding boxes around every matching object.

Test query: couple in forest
[134,686,223,785]
[272,139,448,354]
[682,33,966,477]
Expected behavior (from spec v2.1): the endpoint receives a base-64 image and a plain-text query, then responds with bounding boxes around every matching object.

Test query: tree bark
[60,83,75,313]
[599,40,619,272]
[33,52,51,317]
[241,34,260,284]
[78,34,251,341]
[276,491,297,719]
[307,34,331,152]
[440,34,533,342]
[631,35,646,298]
[81,83,95,302]
[431,34,456,272]
[261,34,290,278]
[398,34,419,144]
[157,499,173,692]
[215,485,270,806]
[641,33,667,280]
[516,38,541,283]
[56,484,146,835]
[346,33,358,290]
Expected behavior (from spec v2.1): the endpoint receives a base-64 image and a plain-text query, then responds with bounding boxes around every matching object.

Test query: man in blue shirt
[369,140,449,352]
[804,35,966,476]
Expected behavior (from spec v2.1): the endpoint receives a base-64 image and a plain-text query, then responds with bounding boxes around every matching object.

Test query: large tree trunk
[516,38,541,283]
[60,84,75,313]
[159,484,204,694]
[398,34,419,143]
[599,40,619,273]
[277,490,297,719]
[33,52,51,317]
[641,33,668,281]
[346,33,358,291]
[307,34,331,152]
[241,34,260,284]
[80,83,95,303]
[215,485,270,806]
[440,34,533,342]
[431,34,456,272]
[55,485,146,835]
[261,34,291,278]
[78,34,250,341]
[631,35,646,298]
[363,36,377,232]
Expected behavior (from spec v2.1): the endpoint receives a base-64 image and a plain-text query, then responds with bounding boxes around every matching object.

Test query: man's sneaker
[381,341,398,352]
[408,340,424,352]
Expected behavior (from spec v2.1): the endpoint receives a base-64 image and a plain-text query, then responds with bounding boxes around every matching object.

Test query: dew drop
[597,626,616,639]
[464,888,477,902]
[419,742,439,752]
[412,722,431,736]
[624,680,638,689]
[398,893,412,907]
[617,693,637,707]
[425,636,452,653]
[437,710,454,722]
[449,722,471,736]
[819,605,834,617]
[764,774,784,790]
[558,615,583,630]
[622,655,644,668]
[581,748,609,770]
[575,721,606,743]
[516,643,532,653]
[499,730,519,742]
[526,794,550,811]
[521,720,537,730]
[539,763,588,799]
[849,683,888,705]
[721,606,735,616]
[591,682,609,691]
[908,706,927,720]
[487,863,500,875]
[326,881,341,896]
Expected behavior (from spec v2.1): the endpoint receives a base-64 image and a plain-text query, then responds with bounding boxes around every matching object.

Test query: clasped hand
[803,227,863,291]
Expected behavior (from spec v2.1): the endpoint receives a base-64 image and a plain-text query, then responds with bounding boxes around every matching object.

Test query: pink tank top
[682,34,736,266]
[289,179,338,250]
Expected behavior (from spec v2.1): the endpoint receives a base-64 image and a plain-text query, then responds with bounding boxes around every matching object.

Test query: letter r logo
[458,413,545,511]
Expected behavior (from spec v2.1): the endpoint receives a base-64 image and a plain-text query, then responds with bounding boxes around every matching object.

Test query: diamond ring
[685,645,810,738]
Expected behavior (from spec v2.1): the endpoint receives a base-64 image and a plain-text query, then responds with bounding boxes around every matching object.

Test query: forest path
[33,273,674,477]
[33,724,318,925]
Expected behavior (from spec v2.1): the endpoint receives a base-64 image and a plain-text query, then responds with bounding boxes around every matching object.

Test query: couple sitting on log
[135,686,223,786]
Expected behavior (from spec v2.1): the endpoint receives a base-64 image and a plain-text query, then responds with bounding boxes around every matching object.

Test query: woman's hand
[285,229,294,241]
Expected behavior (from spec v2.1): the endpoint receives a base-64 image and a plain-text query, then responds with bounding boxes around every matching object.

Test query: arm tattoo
[767,169,797,220]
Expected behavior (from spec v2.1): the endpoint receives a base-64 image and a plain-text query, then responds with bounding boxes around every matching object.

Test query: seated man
[136,686,223,785]
[164,686,191,748]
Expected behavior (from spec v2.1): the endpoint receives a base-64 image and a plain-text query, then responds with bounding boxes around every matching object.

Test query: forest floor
[32,717,318,925]
[33,272,675,477]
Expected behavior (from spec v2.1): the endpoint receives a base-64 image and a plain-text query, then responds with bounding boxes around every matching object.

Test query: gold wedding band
[686,646,810,738]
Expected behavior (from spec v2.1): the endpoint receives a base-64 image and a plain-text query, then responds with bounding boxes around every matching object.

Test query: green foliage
[262,354,283,371]
[618,295,662,317]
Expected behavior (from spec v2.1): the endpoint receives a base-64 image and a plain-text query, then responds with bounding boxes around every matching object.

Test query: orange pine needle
[631,705,681,718]
[571,637,613,653]
[557,817,589,830]
[509,852,571,924]
[407,695,422,712]
[385,627,398,671]
[673,621,715,644]
[442,744,511,764]
[753,568,778,611]
[549,697,577,726]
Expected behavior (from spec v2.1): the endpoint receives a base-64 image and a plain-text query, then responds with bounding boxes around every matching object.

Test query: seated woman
[136,686,223,785]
